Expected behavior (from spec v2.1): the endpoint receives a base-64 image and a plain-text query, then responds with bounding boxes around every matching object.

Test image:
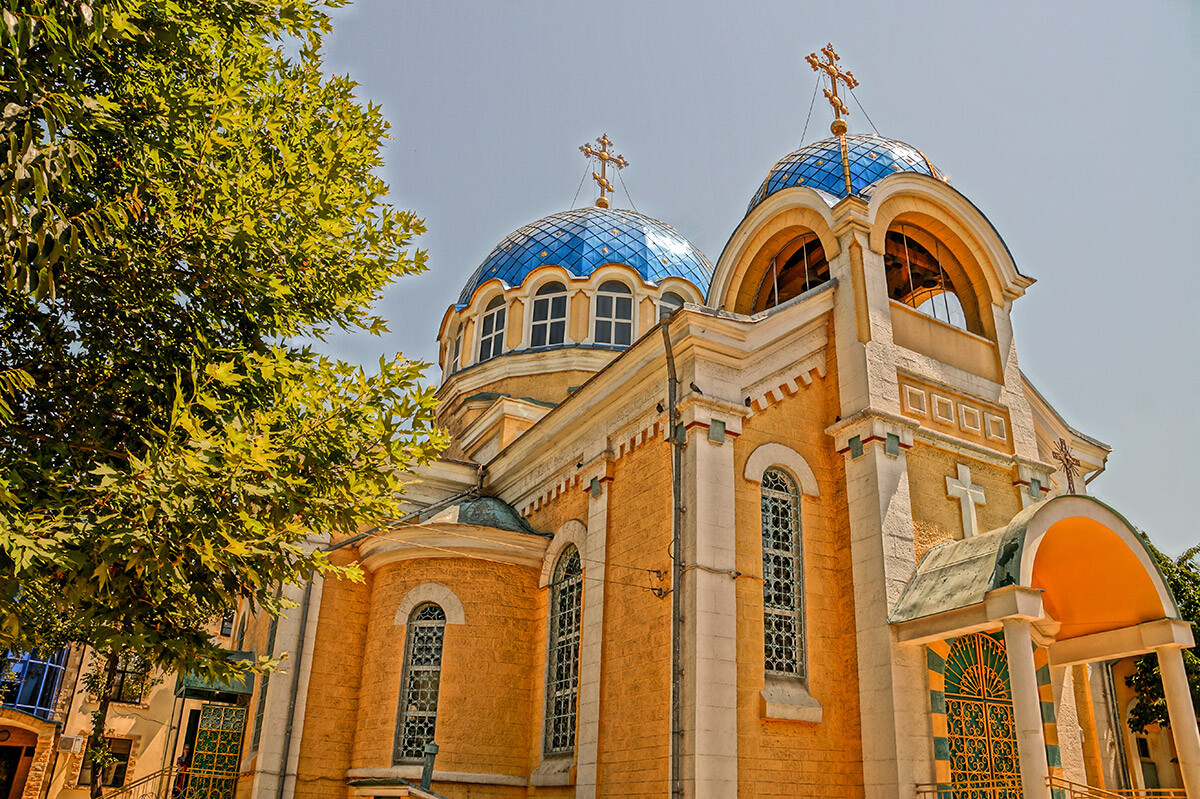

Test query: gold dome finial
[580,133,628,209]
[806,43,859,196]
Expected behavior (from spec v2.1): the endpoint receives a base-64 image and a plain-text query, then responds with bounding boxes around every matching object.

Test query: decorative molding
[539,520,587,588]
[898,374,1014,455]
[358,525,547,573]
[743,442,820,497]
[745,358,827,415]
[346,767,526,787]
[394,582,466,626]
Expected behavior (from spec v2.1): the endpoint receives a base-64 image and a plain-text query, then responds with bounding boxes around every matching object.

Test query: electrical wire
[799,74,820,144]
[849,87,880,135]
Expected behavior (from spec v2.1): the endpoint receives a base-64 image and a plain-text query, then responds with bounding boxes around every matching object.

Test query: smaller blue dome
[747,134,948,215]
[457,206,712,307]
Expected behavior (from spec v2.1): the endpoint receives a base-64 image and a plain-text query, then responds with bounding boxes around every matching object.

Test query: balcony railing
[1,649,67,721]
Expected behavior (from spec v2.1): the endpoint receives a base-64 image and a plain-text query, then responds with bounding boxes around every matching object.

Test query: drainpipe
[661,321,685,799]
[274,486,482,799]
[1102,659,1132,789]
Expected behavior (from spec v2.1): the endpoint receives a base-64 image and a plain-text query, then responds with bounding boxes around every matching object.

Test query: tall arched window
[478,296,506,362]
[659,290,685,320]
[394,603,447,762]
[761,468,805,678]
[450,326,462,375]
[544,545,583,754]
[531,282,568,347]
[594,281,633,346]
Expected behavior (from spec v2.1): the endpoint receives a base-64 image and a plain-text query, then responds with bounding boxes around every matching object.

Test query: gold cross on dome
[806,43,859,135]
[1051,437,1082,494]
[580,133,628,209]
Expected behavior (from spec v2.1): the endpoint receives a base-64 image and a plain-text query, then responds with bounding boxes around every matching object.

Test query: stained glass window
[761,469,805,678]
[531,282,568,347]
[544,546,583,754]
[594,281,633,346]
[394,603,447,762]
[479,296,507,362]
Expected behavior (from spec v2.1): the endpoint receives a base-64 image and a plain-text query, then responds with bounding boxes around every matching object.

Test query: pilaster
[827,410,931,799]
[678,396,743,799]
[575,457,612,799]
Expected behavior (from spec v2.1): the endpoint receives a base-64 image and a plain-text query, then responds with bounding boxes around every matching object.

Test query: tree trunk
[87,651,120,799]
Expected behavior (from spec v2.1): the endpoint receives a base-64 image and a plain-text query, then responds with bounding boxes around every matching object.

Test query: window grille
[593,281,633,346]
[394,603,447,762]
[531,282,568,347]
[479,297,507,362]
[761,469,805,678]
[544,545,583,754]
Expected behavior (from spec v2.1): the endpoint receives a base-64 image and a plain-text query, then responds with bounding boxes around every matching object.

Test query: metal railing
[101,767,174,799]
[1047,775,1188,798]
[916,776,1188,799]
[102,766,252,799]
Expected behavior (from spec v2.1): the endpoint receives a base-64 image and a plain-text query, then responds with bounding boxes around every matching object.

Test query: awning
[174,651,255,702]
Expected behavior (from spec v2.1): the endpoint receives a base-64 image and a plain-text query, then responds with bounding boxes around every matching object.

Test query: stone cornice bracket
[676,393,749,437]
[831,195,870,237]
[825,408,919,455]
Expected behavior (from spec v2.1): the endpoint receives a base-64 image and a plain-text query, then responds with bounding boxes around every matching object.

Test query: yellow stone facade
[186,125,1198,799]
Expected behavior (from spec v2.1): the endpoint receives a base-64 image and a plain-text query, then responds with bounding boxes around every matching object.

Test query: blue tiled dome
[747,134,948,215]
[457,206,713,307]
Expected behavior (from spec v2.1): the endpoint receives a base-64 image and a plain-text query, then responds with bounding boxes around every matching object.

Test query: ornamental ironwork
[761,468,805,678]
[544,545,583,754]
[944,633,1022,799]
[395,603,447,762]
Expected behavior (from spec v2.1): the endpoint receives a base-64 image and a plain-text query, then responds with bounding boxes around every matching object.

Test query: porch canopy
[890,494,1198,798]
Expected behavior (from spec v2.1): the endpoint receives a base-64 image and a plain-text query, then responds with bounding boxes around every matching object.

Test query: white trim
[540,519,586,588]
[1016,497,1177,617]
[394,582,466,625]
[743,442,820,497]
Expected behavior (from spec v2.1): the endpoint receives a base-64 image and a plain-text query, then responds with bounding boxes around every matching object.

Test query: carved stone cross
[946,463,987,538]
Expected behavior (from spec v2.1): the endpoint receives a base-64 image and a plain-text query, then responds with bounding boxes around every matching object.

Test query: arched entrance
[945,633,1021,797]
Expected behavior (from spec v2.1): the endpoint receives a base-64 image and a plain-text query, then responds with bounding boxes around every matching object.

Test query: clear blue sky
[317,0,1199,556]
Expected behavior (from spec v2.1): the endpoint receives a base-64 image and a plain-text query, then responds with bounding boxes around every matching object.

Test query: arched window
[761,468,804,678]
[394,603,447,762]
[450,326,462,375]
[753,232,830,312]
[544,545,583,754]
[884,225,969,331]
[531,282,568,347]
[478,296,506,362]
[594,280,633,346]
[659,290,685,320]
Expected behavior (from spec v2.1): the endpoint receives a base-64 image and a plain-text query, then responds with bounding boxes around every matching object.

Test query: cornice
[358,524,548,573]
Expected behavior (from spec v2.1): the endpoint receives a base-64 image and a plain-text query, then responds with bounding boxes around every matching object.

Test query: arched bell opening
[751,231,831,313]
[884,223,985,337]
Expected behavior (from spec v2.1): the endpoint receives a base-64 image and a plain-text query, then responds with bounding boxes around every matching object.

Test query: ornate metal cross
[806,43,859,135]
[580,133,628,209]
[1051,438,1082,494]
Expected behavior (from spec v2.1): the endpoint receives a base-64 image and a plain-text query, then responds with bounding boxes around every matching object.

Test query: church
[212,45,1197,799]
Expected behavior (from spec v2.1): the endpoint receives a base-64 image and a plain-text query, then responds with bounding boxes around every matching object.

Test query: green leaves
[0,0,444,699]
[1125,539,1199,733]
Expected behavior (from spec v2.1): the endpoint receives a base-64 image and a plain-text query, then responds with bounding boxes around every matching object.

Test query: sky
[316,0,1199,556]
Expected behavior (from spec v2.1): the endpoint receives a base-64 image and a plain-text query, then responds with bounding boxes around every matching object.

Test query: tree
[1125,536,1200,733]
[0,2,445,795]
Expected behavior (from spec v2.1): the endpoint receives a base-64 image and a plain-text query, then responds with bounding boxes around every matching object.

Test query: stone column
[575,461,611,799]
[1001,617,1051,799]
[1155,645,1200,794]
